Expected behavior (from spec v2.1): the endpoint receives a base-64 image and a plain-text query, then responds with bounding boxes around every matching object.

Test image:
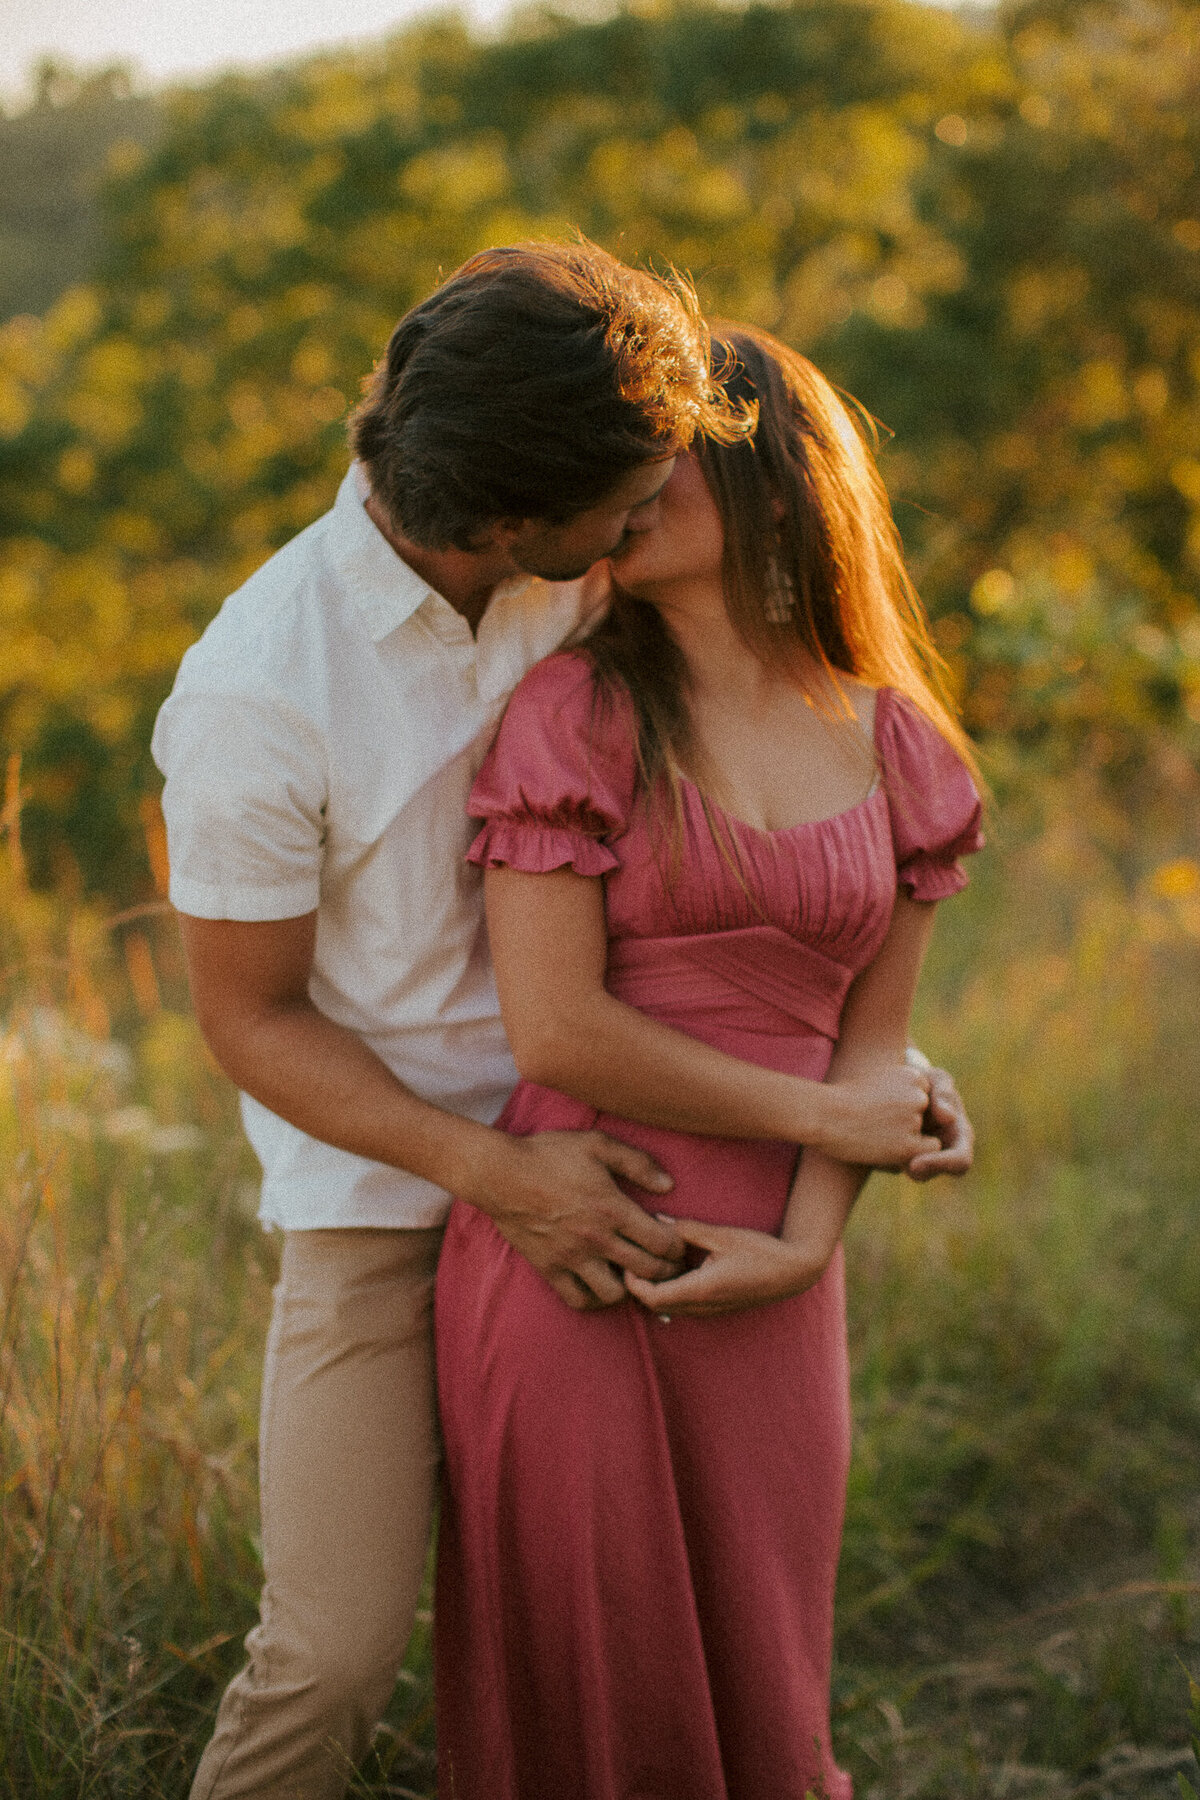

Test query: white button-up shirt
[152,464,607,1229]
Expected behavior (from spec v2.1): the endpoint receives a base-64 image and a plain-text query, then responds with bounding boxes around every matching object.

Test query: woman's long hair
[585,323,978,827]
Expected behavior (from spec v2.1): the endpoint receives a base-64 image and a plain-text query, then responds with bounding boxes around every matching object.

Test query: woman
[434,326,983,1799]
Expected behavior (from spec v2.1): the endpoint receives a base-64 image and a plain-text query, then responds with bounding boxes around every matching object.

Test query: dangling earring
[764,554,796,624]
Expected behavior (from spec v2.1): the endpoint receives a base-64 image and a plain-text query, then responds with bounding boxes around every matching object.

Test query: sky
[0,0,519,107]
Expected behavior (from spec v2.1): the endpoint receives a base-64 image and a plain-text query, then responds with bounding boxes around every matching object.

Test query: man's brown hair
[350,240,747,549]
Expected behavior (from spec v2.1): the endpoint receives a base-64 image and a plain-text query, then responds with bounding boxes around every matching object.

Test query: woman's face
[608,451,725,594]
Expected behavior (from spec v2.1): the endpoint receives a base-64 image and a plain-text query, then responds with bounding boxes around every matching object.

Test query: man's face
[501,457,677,582]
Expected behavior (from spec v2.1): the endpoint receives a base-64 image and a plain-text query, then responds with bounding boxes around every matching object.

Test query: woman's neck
[632,575,873,827]
[641,575,771,706]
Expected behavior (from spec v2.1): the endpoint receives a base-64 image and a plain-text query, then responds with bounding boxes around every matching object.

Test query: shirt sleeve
[151,684,327,920]
[467,653,637,877]
[876,688,984,901]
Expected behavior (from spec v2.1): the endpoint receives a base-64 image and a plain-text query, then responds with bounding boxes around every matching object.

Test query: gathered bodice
[599,773,897,1009]
[467,652,982,1052]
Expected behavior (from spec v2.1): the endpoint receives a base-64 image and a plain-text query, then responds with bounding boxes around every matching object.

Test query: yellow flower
[1151,858,1200,899]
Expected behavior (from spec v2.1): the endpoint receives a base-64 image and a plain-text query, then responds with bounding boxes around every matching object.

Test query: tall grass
[0,846,272,1796]
[835,816,1200,1792]
[0,800,1197,1796]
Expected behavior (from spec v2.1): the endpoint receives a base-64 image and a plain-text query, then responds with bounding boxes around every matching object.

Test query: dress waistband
[605,924,853,1042]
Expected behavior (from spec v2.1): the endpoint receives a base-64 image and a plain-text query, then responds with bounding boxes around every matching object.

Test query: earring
[764,555,796,624]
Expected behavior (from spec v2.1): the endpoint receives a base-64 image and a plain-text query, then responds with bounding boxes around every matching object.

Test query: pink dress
[435,653,982,1800]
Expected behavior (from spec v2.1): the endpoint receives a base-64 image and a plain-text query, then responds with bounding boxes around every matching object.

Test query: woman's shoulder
[468,652,637,867]
[871,683,918,728]
[873,684,964,762]
[473,649,636,816]
[502,648,637,757]
[872,685,984,897]
[507,648,600,716]
[832,673,878,742]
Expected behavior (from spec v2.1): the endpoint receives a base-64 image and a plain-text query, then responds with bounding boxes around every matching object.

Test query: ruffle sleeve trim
[467,819,621,877]
[877,687,984,900]
[898,842,980,903]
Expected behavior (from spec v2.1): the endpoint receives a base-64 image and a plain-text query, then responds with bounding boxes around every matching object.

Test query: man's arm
[905,1045,974,1179]
[179,911,684,1310]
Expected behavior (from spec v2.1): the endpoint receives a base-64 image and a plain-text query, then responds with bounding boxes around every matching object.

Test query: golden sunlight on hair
[697,324,982,787]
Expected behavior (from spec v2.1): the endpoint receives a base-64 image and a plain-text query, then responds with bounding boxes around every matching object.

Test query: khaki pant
[190,1225,444,1800]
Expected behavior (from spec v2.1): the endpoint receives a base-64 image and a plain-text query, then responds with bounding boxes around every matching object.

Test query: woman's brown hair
[586,322,979,819]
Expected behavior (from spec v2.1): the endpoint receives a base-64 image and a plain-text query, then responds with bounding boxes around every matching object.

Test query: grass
[0,806,1197,1797]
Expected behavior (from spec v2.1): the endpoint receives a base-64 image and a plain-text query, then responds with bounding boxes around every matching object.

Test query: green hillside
[0,62,160,323]
[0,0,1197,895]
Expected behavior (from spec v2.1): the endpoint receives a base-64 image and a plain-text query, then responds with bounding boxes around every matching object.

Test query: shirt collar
[328,462,582,670]
[328,463,440,642]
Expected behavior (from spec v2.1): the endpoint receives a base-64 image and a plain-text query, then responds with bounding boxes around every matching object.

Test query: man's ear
[478,517,526,552]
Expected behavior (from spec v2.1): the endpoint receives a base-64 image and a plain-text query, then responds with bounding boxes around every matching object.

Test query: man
[154,240,973,1799]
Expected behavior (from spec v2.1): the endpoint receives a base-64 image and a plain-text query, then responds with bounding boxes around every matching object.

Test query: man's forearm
[204,995,507,1205]
[178,909,685,1303]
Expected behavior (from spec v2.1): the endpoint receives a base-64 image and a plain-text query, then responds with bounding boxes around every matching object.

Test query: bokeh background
[1,1,1198,1793]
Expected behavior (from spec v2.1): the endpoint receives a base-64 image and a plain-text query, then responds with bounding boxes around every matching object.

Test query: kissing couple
[154,238,982,1800]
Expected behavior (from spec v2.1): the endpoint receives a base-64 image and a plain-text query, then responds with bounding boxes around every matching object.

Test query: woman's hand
[816,1062,940,1168]
[623,1218,831,1319]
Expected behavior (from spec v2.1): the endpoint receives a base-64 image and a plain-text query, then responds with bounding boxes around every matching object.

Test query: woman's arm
[624,893,940,1317]
[486,866,939,1169]
[779,892,938,1258]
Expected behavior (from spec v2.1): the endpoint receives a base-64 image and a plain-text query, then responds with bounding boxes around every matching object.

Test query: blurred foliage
[0,62,160,323]
[0,0,1198,896]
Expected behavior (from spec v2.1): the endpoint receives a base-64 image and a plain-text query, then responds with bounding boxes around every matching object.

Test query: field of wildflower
[1,791,1197,1797]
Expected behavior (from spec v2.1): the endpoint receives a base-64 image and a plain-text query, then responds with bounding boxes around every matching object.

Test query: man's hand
[904,1048,974,1180]
[474,1130,686,1311]
[178,912,683,1310]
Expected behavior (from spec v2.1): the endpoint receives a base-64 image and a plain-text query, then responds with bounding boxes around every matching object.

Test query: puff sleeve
[876,688,984,901]
[467,653,637,877]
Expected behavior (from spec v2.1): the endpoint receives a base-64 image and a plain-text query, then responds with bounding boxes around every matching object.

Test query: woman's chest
[604,785,898,976]
[683,687,878,836]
